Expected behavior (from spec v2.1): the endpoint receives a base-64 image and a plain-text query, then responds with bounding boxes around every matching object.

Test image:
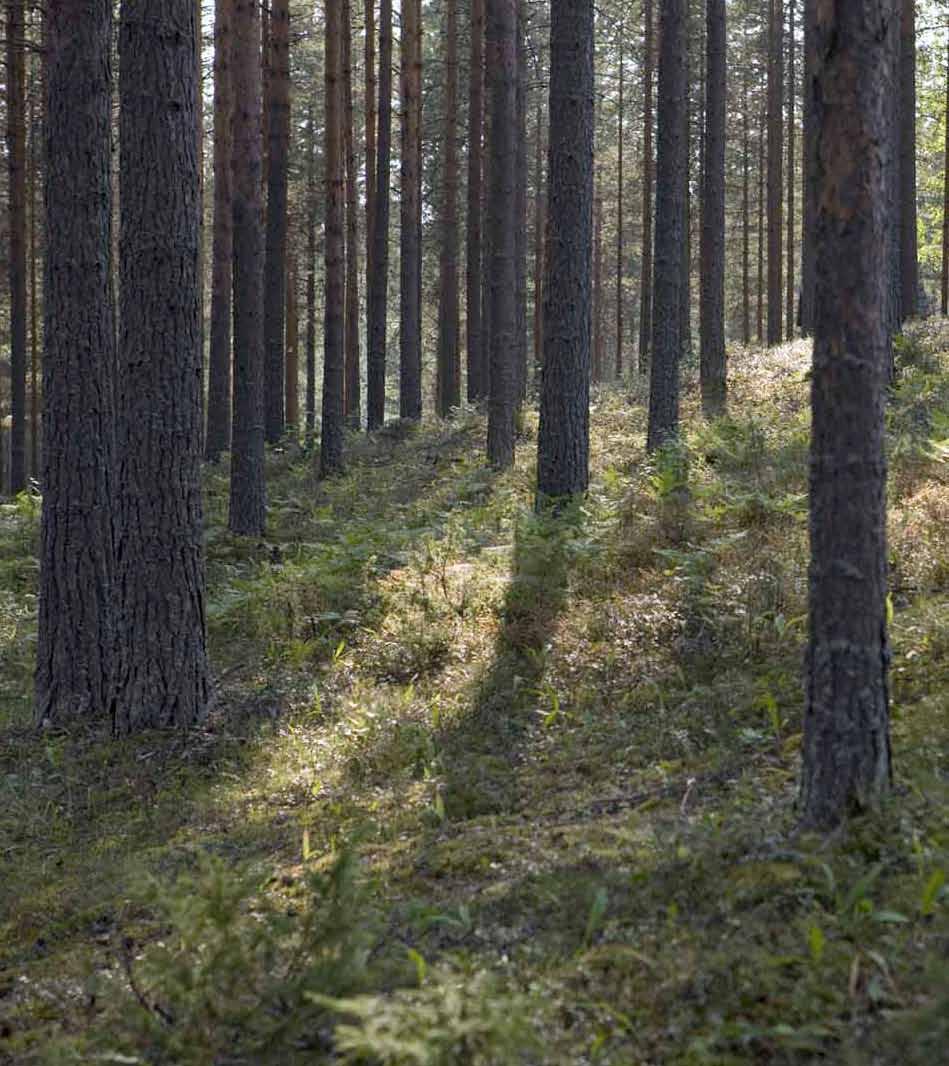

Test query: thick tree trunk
[466,0,486,403]
[115,0,209,732]
[321,0,345,475]
[343,0,361,427]
[638,0,654,373]
[700,0,726,416]
[800,0,816,335]
[616,25,624,379]
[36,0,116,727]
[399,0,422,421]
[263,0,289,443]
[899,0,917,319]
[766,0,784,345]
[206,0,233,461]
[537,0,593,502]
[7,0,27,493]
[485,0,517,469]
[367,0,392,429]
[228,0,267,534]
[801,0,891,831]
[646,0,686,452]
[437,0,461,417]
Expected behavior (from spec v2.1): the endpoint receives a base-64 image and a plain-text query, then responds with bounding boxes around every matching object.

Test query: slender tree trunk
[306,97,317,437]
[7,0,27,493]
[742,55,751,344]
[229,0,267,534]
[899,0,917,319]
[647,0,687,451]
[616,24,624,379]
[638,0,654,373]
[36,0,116,726]
[800,0,816,334]
[115,0,209,731]
[365,0,377,364]
[700,0,726,416]
[263,0,289,442]
[884,4,902,341]
[537,0,593,502]
[514,0,528,404]
[786,0,795,339]
[367,0,392,429]
[532,98,545,384]
[593,181,603,383]
[466,0,485,402]
[437,0,461,416]
[343,0,361,427]
[206,0,234,461]
[766,0,784,345]
[28,29,39,480]
[801,0,891,831]
[286,247,299,431]
[485,0,517,469]
[321,0,345,475]
[399,0,423,420]
[943,39,949,316]
[679,37,691,362]
[757,96,765,343]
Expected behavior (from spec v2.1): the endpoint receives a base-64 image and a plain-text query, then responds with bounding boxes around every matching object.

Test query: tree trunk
[786,0,795,339]
[537,0,593,502]
[306,96,317,437]
[286,247,299,431]
[899,0,917,319]
[700,0,726,416]
[321,0,345,475]
[115,0,209,731]
[616,24,624,379]
[766,0,783,345]
[399,0,422,421]
[943,39,949,316]
[206,0,233,461]
[741,56,751,344]
[437,0,461,417]
[593,182,604,383]
[638,0,654,373]
[343,0,361,427]
[485,0,517,469]
[679,35,691,363]
[28,24,39,480]
[229,0,267,534]
[466,0,485,403]
[514,0,528,404]
[646,0,686,452]
[6,0,27,493]
[532,98,545,384]
[263,0,289,443]
[800,0,816,335]
[757,96,765,343]
[365,0,377,370]
[367,0,392,429]
[36,0,116,727]
[801,0,891,831]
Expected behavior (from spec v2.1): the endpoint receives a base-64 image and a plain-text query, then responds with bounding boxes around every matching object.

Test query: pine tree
[6,0,27,492]
[436,0,461,417]
[399,0,423,421]
[467,0,486,402]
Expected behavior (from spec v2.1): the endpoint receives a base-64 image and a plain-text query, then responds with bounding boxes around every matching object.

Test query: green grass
[0,327,947,1064]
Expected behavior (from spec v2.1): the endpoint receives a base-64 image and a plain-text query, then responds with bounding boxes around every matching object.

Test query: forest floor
[0,326,947,1065]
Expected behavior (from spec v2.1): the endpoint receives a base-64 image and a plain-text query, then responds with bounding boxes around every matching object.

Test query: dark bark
[646,0,686,452]
[206,0,233,461]
[616,25,624,379]
[679,38,691,363]
[801,0,891,831]
[532,98,545,384]
[700,0,726,416]
[321,0,345,477]
[7,0,27,492]
[514,0,528,404]
[899,0,917,319]
[466,0,486,402]
[343,0,361,427]
[536,0,593,502]
[786,0,795,339]
[800,0,816,335]
[757,96,765,342]
[364,0,377,398]
[766,0,783,345]
[115,0,209,731]
[436,0,461,416]
[399,0,422,421]
[367,0,392,429]
[638,0,654,373]
[741,57,751,344]
[485,0,517,469]
[228,0,267,534]
[943,39,949,316]
[263,0,290,443]
[884,3,902,339]
[36,0,116,727]
[28,36,39,480]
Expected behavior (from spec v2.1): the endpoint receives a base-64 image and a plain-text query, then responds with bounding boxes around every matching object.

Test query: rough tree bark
[36,0,116,727]
[437,0,461,417]
[229,0,267,534]
[399,0,423,421]
[343,0,361,427]
[899,0,917,319]
[537,0,593,502]
[786,0,795,339]
[638,0,654,373]
[801,0,891,830]
[532,98,545,382]
[700,0,726,416]
[766,0,784,345]
[367,0,392,429]
[485,0,517,469]
[646,0,686,452]
[514,0,528,403]
[365,0,377,388]
[6,0,27,493]
[800,0,816,335]
[616,24,624,379]
[742,55,751,344]
[206,0,233,461]
[286,247,299,430]
[115,0,209,731]
[306,96,317,437]
[943,39,949,316]
[466,0,486,402]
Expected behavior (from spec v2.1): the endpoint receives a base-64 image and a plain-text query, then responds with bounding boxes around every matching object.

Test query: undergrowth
[0,327,947,1064]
